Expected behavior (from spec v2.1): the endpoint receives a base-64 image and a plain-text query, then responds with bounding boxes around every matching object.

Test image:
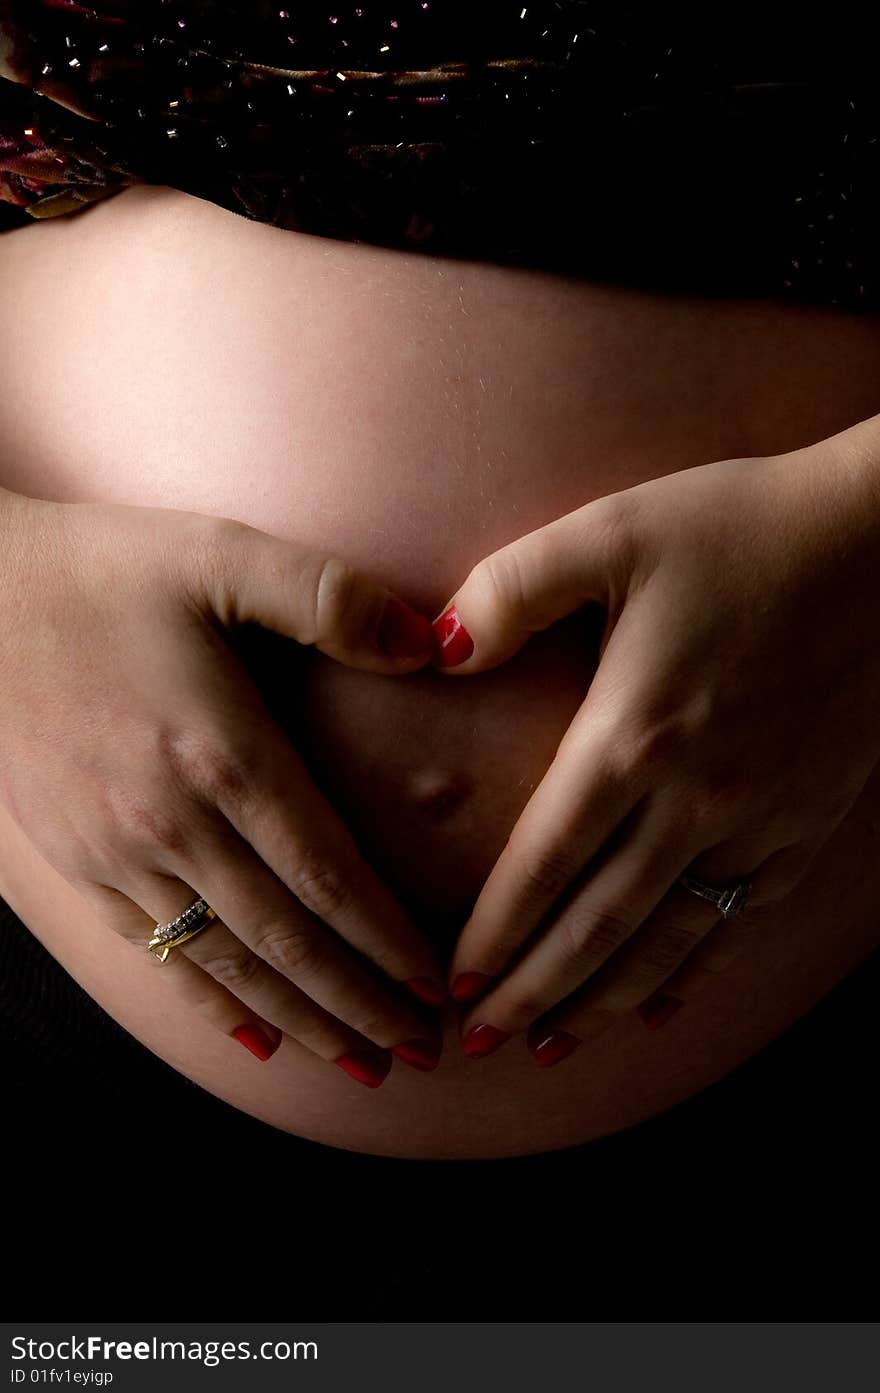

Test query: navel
[406,766,471,820]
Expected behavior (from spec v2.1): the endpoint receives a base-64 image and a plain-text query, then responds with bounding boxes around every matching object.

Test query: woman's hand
[0,487,446,1087]
[431,419,880,1065]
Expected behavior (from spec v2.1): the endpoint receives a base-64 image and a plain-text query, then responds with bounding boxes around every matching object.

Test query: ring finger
[524,847,776,1065]
[83,880,283,1063]
[524,884,729,1066]
[139,826,442,1072]
[119,876,427,1086]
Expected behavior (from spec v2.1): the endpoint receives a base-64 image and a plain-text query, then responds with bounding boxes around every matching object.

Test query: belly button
[407,767,470,820]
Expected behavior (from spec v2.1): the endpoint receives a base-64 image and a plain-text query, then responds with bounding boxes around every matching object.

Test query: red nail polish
[231,1024,280,1062]
[450,971,494,1004]
[528,1030,581,1069]
[334,1048,392,1088]
[404,976,449,1008]
[638,993,684,1031]
[378,595,434,661]
[391,1037,443,1072]
[461,1024,510,1059]
[432,606,474,668]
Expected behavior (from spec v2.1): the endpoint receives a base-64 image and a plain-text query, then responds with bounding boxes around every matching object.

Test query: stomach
[1,183,879,1158]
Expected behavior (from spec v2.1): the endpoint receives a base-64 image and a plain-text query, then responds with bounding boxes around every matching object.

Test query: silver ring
[147,896,218,963]
[678,873,751,919]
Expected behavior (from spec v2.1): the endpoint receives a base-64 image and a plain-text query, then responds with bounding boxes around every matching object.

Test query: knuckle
[824,785,858,823]
[695,944,739,976]
[166,730,258,809]
[470,548,527,625]
[108,790,193,860]
[748,878,791,908]
[688,767,752,826]
[618,716,691,784]
[516,844,580,908]
[311,557,360,644]
[198,943,264,995]
[349,1009,392,1045]
[639,924,700,978]
[564,492,641,603]
[636,717,691,771]
[256,922,326,982]
[288,857,351,922]
[584,724,642,796]
[590,982,642,1013]
[503,992,550,1028]
[193,747,255,808]
[688,791,727,829]
[560,903,633,964]
[591,489,640,558]
[199,512,248,553]
[184,514,251,605]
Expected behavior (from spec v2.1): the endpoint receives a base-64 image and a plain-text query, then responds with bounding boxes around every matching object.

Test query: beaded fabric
[1,1,880,308]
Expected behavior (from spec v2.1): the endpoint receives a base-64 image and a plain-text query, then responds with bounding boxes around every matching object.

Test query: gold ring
[147,896,218,963]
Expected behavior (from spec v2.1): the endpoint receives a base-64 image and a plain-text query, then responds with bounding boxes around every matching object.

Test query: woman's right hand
[0,486,447,1086]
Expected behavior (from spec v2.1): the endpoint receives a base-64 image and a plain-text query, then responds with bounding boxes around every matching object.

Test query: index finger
[448,701,639,995]
[448,586,691,998]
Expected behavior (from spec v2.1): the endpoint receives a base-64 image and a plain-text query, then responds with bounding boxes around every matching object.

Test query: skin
[440,426,880,1059]
[0,486,450,1078]
[0,184,879,1157]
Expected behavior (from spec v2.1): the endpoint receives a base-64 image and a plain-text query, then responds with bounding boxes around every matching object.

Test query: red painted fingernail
[638,993,684,1031]
[528,1030,581,1069]
[334,1048,392,1088]
[378,595,434,661]
[404,976,449,1008]
[432,606,474,668]
[231,1023,280,1062]
[450,971,494,1004]
[461,1024,510,1059]
[391,1037,443,1072]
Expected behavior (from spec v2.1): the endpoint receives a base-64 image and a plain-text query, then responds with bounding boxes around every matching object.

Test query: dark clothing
[2,2,880,309]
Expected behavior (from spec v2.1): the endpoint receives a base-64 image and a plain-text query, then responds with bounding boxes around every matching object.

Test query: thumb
[430,497,633,674]
[201,520,434,673]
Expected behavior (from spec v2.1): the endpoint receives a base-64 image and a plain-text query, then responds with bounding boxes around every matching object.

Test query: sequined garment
[2,1,880,309]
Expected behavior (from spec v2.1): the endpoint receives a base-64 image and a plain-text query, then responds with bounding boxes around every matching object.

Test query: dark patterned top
[2,1,880,309]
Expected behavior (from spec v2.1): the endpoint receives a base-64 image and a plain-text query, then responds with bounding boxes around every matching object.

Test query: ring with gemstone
[677,873,751,919]
[147,896,218,962]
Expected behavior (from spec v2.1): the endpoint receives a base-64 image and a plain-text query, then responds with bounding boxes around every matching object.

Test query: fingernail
[450,971,494,1004]
[404,976,449,1008]
[334,1048,393,1088]
[432,606,474,668]
[378,595,434,661]
[231,1023,281,1062]
[391,1037,443,1072]
[461,1024,510,1059]
[528,1029,581,1069]
[638,993,684,1031]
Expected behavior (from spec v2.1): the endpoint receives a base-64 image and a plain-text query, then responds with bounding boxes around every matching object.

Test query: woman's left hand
[431,420,880,1065]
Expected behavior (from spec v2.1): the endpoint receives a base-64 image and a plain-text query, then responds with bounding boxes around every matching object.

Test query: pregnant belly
[1,184,879,1158]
